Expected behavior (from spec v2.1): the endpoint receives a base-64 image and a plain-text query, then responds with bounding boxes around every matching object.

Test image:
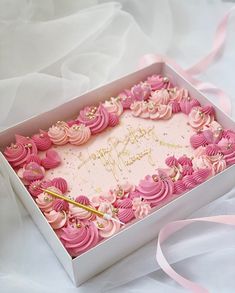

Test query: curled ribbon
[139,6,235,292]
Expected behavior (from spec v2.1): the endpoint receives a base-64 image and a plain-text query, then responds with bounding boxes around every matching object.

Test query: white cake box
[0,62,234,286]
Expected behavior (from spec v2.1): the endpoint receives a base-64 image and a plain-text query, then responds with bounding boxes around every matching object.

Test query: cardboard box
[0,62,234,286]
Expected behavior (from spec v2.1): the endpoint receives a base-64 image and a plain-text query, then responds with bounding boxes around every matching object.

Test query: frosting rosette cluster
[48,121,69,145]
[67,124,91,145]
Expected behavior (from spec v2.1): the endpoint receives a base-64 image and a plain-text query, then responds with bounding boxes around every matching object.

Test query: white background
[0,1,235,292]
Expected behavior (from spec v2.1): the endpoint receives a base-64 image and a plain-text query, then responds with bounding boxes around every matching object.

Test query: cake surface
[4,74,235,257]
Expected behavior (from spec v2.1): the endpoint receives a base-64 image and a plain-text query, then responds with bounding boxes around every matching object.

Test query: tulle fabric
[0,0,235,292]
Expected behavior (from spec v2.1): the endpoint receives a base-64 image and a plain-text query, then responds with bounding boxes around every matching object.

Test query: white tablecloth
[1,1,235,292]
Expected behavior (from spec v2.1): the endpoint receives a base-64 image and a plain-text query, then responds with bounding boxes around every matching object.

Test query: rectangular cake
[0,62,234,286]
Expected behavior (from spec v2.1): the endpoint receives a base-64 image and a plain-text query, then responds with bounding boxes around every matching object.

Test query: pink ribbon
[139,6,235,292]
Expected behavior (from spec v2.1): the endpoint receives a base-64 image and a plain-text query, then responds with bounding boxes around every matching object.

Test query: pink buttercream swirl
[180,97,200,115]
[67,124,91,145]
[51,177,68,194]
[36,186,61,212]
[48,121,69,145]
[4,135,37,168]
[90,192,116,208]
[131,82,151,101]
[60,220,100,257]
[137,174,174,207]
[69,203,96,221]
[77,104,109,134]
[103,97,123,116]
[32,130,52,151]
[52,199,69,212]
[118,89,134,109]
[108,112,119,127]
[148,103,172,120]
[115,198,134,224]
[130,101,149,119]
[150,89,170,105]
[45,210,67,229]
[132,197,151,219]
[145,75,170,90]
[41,149,61,169]
[110,182,135,200]
[169,87,189,102]
[188,106,214,130]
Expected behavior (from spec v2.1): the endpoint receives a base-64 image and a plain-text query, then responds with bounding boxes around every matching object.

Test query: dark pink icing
[180,97,200,114]
[77,104,109,134]
[52,199,69,212]
[146,75,170,90]
[51,177,68,194]
[119,89,134,109]
[41,149,61,169]
[75,195,90,205]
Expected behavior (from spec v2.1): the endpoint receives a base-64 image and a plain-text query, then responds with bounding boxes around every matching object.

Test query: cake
[4,74,235,257]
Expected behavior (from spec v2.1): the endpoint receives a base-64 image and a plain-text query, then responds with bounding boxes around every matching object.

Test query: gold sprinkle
[97,222,104,228]
[76,223,81,228]
[152,174,158,182]
[163,77,169,83]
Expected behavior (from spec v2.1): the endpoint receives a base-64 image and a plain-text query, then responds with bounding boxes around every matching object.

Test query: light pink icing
[29,180,44,197]
[48,121,69,145]
[41,149,61,169]
[188,106,214,130]
[51,177,68,194]
[67,124,91,146]
[130,101,149,118]
[169,87,189,102]
[137,174,174,207]
[45,210,67,229]
[60,220,99,256]
[36,188,59,212]
[111,182,135,199]
[103,97,123,116]
[69,203,95,221]
[132,197,151,219]
[32,130,52,151]
[150,89,170,105]
[211,159,226,175]
[77,104,109,134]
[149,104,172,120]
[90,192,116,208]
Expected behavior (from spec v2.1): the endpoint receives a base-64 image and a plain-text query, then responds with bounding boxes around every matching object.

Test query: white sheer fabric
[0,1,235,292]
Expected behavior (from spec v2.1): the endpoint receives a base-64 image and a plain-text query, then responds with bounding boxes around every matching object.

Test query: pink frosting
[150,89,170,105]
[173,180,187,194]
[211,159,227,175]
[181,165,194,176]
[118,89,134,109]
[25,154,41,165]
[52,199,69,212]
[178,155,192,166]
[182,175,197,190]
[77,104,109,134]
[117,208,135,224]
[108,112,120,127]
[75,195,90,205]
[130,101,149,118]
[67,124,91,146]
[60,221,99,257]
[69,203,95,221]
[165,156,178,167]
[131,82,151,101]
[51,177,68,193]
[132,197,151,219]
[22,162,45,183]
[48,121,69,145]
[29,180,44,197]
[41,149,61,169]
[180,97,200,115]
[205,144,221,156]
[169,87,189,102]
[188,106,214,130]
[169,100,181,113]
[4,135,38,168]
[218,137,235,155]
[190,132,208,149]
[103,97,123,116]
[111,182,135,200]
[45,210,67,229]
[90,192,116,208]
[137,174,174,207]
[32,130,52,151]
[36,188,59,212]
[149,104,172,120]
[146,75,170,90]
[223,129,235,141]
[223,151,235,166]
[201,105,215,116]
[192,155,212,170]
[192,168,211,184]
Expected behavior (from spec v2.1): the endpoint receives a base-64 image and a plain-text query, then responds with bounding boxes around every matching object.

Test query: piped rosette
[69,196,96,221]
[137,172,174,207]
